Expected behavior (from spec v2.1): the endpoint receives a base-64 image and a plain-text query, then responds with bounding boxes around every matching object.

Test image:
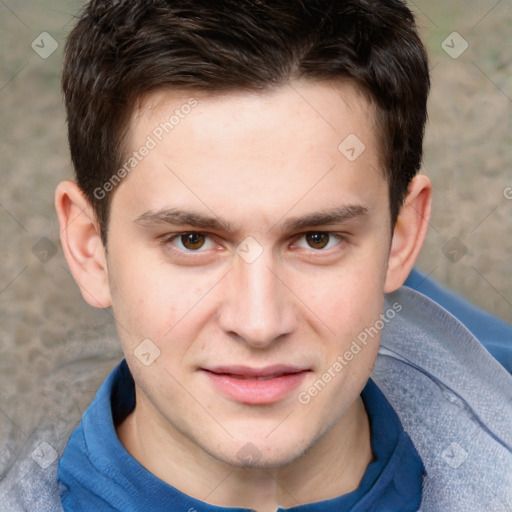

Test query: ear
[384,174,432,293]
[55,180,112,308]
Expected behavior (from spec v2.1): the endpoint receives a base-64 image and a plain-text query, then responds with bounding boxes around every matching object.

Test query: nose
[217,249,297,348]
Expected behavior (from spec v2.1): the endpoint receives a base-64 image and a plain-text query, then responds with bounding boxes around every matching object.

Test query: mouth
[201,365,311,405]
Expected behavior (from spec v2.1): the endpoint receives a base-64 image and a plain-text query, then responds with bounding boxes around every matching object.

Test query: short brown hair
[62,0,429,245]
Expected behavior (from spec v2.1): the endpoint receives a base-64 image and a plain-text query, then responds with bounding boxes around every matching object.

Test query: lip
[201,365,310,405]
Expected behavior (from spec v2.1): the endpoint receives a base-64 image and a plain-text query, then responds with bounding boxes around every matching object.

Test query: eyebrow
[134,208,231,231]
[280,205,368,232]
[134,205,368,233]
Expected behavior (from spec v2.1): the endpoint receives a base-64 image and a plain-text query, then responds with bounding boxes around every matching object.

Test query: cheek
[303,268,386,401]
[106,251,166,348]
[304,258,387,340]
[108,256,217,354]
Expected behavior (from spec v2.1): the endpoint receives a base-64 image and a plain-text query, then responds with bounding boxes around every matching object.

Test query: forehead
[115,81,386,228]
[130,80,379,155]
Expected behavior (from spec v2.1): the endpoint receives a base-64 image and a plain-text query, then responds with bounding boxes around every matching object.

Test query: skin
[55,80,432,511]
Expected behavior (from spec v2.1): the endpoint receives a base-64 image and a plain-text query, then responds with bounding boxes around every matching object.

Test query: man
[9,1,512,510]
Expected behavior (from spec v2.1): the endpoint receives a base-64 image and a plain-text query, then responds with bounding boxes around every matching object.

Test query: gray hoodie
[1,287,511,511]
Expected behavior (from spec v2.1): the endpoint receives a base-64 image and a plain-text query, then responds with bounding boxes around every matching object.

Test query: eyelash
[159,231,348,256]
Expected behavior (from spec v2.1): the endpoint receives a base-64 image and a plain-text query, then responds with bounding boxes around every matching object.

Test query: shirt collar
[59,359,424,511]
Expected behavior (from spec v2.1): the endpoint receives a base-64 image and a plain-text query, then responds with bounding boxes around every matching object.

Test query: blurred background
[0,0,511,486]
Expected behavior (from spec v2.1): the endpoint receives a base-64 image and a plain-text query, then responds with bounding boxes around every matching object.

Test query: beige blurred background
[0,0,511,481]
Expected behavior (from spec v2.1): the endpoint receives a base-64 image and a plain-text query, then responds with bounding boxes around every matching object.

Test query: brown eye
[305,232,330,249]
[181,232,206,250]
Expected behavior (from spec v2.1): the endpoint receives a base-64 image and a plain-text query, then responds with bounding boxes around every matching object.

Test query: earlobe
[55,180,112,308]
[384,174,432,293]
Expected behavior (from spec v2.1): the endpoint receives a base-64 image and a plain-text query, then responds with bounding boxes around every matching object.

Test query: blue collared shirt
[58,360,424,511]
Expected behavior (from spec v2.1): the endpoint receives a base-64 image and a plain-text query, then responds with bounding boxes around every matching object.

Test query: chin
[206,435,314,470]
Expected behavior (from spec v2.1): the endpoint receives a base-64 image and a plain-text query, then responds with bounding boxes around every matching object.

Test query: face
[105,81,392,468]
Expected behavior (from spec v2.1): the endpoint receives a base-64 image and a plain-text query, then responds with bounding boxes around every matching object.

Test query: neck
[117,392,372,511]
